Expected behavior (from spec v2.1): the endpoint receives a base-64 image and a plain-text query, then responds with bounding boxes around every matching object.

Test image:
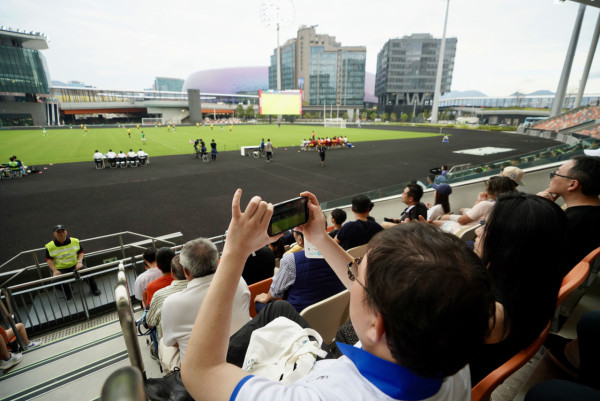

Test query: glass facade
[375,34,456,109]
[268,43,295,90]
[0,45,50,94]
[154,77,184,92]
[309,47,365,106]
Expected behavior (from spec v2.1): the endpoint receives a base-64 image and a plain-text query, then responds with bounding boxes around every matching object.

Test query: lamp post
[431,0,450,124]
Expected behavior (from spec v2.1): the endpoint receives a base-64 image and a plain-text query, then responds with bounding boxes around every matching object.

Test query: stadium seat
[456,223,482,242]
[347,244,367,259]
[94,158,104,170]
[138,156,148,166]
[471,322,551,401]
[248,277,274,318]
[108,158,117,168]
[128,157,137,168]
[299,290,350,345]
[118,158,127,168]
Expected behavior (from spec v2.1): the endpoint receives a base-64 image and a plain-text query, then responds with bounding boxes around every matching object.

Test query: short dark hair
[170,255,186,280]
[351,194,374,214]
[156,247,176,273]
[331,208,347,225]
[486,176,516,199]
[365,223,494,378]
[142,247,157,264]
[569,155,600,196]
[406,183,424,202]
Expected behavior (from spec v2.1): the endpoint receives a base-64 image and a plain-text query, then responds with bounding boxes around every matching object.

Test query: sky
[4,0,600,97]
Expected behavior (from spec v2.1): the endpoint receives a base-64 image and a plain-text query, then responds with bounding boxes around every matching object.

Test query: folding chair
[94,158,104,170]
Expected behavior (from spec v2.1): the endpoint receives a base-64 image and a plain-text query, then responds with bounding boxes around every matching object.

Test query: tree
[390,112,397,122]
[343,112,348,120]
[369,111,377,121]
[423,109,430,120]
[360,111,368,120]
[245,105,255,120]
[401,113,409,122]
[235,104,245,119]
[380,112,389,121]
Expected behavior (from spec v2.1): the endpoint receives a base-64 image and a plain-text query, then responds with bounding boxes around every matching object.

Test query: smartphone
[268,196,309,236]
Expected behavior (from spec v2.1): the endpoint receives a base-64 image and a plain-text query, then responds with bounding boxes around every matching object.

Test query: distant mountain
[527,90,554,96]
[441,90,487,100]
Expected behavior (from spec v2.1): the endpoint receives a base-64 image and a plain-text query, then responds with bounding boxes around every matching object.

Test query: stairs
[0,311,162,401]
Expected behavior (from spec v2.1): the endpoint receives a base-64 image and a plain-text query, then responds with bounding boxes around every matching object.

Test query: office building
[0,27,56,126]
[269,25,366,117]
[375,33,456,115]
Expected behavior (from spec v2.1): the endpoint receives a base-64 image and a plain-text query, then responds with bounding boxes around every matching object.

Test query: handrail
[100,366,146,401]
[115,282,146,380]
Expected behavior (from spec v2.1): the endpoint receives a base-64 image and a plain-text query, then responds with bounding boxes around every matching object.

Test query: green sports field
[0,124,441,165]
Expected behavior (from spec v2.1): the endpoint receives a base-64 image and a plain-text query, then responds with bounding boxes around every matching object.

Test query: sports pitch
[0,124,440,165]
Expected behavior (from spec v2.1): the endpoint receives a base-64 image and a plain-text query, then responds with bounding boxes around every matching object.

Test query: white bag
[242,316,328,384]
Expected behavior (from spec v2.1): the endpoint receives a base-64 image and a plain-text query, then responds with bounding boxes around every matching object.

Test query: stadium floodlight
[431,0,451,124]
[260,0,294,123]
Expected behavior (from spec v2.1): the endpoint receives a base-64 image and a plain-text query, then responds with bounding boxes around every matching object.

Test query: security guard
[45,224,101,300]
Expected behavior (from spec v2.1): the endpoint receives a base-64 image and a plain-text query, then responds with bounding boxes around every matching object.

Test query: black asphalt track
[0,126,559,267]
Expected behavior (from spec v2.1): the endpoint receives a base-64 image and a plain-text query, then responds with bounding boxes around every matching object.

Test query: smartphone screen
[268,196,309,236]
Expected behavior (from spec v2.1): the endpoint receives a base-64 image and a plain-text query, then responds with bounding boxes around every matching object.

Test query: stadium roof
[0,27,49,50]
[568,0,600,9]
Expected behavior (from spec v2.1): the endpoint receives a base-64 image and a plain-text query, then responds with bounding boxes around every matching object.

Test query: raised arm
[181,189,280,401]
[296,191,354,289]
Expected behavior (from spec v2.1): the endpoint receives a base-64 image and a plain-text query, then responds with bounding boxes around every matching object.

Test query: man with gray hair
[160,238,251,365]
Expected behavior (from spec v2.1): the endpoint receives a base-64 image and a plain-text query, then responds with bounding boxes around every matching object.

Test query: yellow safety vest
[45,238,81,269]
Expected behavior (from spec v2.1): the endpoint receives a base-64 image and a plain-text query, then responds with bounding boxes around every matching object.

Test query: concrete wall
[324,162,564,224]
[188,89,202,123]
[0,101,46,125]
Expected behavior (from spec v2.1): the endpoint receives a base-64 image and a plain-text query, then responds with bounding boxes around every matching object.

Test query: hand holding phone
[268,196,309,236]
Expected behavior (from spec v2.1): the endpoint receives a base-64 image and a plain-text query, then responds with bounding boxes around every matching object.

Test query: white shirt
[137,150,147,157]
[93,152,104,160]
[427,204,445,221]
[233,346,471,401]
[161,274,250,363]
[127,151,137,157]
[133,267,162,301]
[106,151,117,158]
[118,152,126,158]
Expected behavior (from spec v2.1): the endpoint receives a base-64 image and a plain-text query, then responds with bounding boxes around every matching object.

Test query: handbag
[242,317,327,384]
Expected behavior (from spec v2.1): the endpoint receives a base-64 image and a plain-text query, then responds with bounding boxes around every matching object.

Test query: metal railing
[0,232,226,336]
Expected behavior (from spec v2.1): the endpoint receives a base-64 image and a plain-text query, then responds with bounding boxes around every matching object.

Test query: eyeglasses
[550,171,576,180]
[347,257,367,290]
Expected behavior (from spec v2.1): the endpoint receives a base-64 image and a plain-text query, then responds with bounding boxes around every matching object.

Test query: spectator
[500,166,524,187]
[434,176,516,234]
[161,238,250,365]
[210,139,218,161]
[283,230,304,255]
[146,255,188,329]
[133,248,161,308]
[469,192,567,384]
[537,155,600,276]
[526,311,600,401]
[127,149,137,166]
[241,246,275,285]
[328,208,347,239]
[136,148,148,165]
[335,194,382,250]
[253,243,345,313]
[1,323,40,371]
[106,149,117,167]
[145,247,176,306]
[426,183,452,221]
[181,190,493,401]
[268,238,285,260]
[382,183,427,227]
[265,139,273,162]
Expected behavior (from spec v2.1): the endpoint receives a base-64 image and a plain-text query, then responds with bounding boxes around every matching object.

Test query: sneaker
[0,352,23,371]
[92,288,101,296]
[27,340,41,349]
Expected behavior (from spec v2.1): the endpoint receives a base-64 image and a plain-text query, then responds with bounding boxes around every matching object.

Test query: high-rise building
[375,33,457,115]
[269,26,366,116]
[154,77,184,92]
[0,27,56,126]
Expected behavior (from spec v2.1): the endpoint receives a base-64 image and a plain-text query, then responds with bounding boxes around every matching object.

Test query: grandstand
[1,121,599,399]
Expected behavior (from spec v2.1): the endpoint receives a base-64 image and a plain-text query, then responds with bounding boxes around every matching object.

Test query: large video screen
[259,90,302,115]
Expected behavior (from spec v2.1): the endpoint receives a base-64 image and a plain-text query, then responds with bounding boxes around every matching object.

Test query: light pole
[431,0,450,124]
